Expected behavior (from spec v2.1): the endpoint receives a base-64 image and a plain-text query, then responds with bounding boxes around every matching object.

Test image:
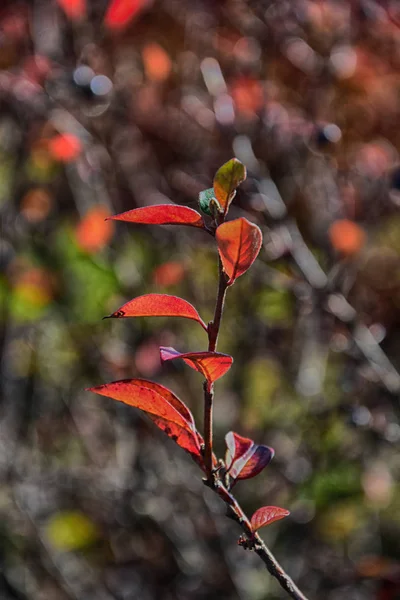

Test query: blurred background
[1,0,400,599]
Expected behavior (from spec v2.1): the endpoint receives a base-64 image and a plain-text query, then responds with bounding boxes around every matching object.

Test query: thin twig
[209,480,310,600]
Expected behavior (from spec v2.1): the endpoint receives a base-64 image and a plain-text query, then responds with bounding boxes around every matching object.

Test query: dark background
[1,1,400,599]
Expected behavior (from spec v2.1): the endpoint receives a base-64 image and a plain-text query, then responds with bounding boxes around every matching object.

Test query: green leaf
[213,158,246,214]
[199,188,218,216]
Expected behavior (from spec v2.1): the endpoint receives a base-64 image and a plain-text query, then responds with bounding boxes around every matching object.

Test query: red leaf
[56,0,86,20]
[107,205,204,228]
[216,218,262,284]
[104,294,207,330]
[225,431,253,471]
[87,378,203,463]
[224,432,274,482]
[104,0,151,30]
[134,379,195,429]
[160,347,233,383]
[250,506,290,532]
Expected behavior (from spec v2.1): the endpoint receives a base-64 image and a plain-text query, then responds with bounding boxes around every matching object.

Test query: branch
[203,257,229,480]
[201,245,310,600]
[209,480,310,600]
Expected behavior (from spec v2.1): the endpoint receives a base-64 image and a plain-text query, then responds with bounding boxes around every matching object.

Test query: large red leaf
[224,432,274,482]
[104,0,151,30]
[225,431,253,471]
[104,294,207,330]
[160,347,233,383]
[88,379,190,429]
[87,379,203,463]
[213,158,246,215]
[250,506,290,532]
[216,218,262,284]
[107,205,205,228]
[133,379,195,428]
[147,414,203,465]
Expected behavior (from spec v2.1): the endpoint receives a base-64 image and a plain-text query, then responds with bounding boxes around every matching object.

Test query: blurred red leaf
[104,0,151,30]
[213,158,246,214]
[216,218,262,284]
[160,346,233,383]
[329,219,366,256]
[107,205,204,228]
[230,76,264,116]
[250,506,290,532]
[142,43,172,82]
[105,294,207,330]
[76,206,114,253]
[87,378,203,463]
[56,0,86,20]
[153,261,186,287]
[49,134,82,162]
[225,432,274,482]
[225,431,253,471]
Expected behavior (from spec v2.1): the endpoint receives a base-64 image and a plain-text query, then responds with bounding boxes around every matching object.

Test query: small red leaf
[216,218,262,284]
[104,0,151,30]
[225,431,253,471]
[160,347,233,383]
[105,294,207,330]
[87,379,203,463]
[107,205,204,228]
[224,432,274,482]
[250,506,290,532]
[213,158,246,214]
[231,445,274,480]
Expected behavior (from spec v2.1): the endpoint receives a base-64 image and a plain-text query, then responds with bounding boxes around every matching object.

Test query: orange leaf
[104,294,207,330]
[87,378,203,463]
[107,205,204,228]
[160,347,233,383]
[56,0,86,20]
[76,206,114,253]
[250,506,290,532]
[142,44,172,82]
[216,218,262,284]
[213,158,246,214]
[328,219,366,256]
[104,0,151,30]
[49,134,82,163]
